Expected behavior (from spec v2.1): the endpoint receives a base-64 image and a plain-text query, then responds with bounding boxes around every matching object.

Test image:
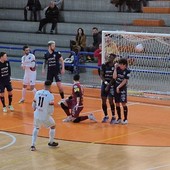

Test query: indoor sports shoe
[58,99,65,105]
[88,113,97,122]
[102,116,109,123]
[48,142,59,147]
[3,107,7,113]
[62,116,74,122]
[110,116,117,124]
[8,105,14,111]
[18,99,25,104]
[30,146,36,151]
[115,119,122,124]
[122,119,128,125]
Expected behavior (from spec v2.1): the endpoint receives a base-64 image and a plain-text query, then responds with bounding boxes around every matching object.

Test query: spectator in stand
[75,28,86,52]
[86,27,102,62]
[36,1,59,34]
[94,43,102,76]
[24,0,41,21]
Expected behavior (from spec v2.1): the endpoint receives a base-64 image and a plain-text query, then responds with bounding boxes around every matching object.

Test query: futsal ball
[135,44,144,52]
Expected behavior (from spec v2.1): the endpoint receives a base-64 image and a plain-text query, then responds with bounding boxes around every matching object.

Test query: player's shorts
[66,98,83,118]
[114,88,127,103]
[0,81,13,93]
[47,72,61,82]
[23,72,36,86]
[101,83,114,98]
[34,116,55,128]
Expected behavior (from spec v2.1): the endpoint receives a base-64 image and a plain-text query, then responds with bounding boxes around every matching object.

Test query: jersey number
[38,97,44,107]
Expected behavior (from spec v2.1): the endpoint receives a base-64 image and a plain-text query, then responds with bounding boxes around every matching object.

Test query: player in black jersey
[113,58,131,125]
[42,41,65,100]
[0,52,14,112]
[100,54,117,124]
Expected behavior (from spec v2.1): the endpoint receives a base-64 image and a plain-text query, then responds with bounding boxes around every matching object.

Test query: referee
[0,52,14,112]
[42,41,65,101]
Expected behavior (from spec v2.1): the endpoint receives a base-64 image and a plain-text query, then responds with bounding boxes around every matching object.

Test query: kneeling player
[113,58,131,125]
[60,74,96,123]
[30,80,58,151]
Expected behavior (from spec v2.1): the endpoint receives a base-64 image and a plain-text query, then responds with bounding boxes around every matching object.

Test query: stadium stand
[0,0,170,58]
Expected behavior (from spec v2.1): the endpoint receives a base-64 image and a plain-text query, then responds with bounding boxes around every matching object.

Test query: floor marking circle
[0,132,16,150]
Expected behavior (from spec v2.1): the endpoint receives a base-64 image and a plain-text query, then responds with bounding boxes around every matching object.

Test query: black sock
[123,106,128,120]
[60,92,64,99]
[116,106,121,119]
[0,97,6,107]
[8,95,13,106]
[110,104,115,117]
[102,104,108,117]
[60,103,70,116]
[73,116,88,123]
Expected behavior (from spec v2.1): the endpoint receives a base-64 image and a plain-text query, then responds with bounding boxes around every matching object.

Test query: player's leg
[6,82,14,111]
[31,118,40,151]
[72,107,88,123]
[19,74,28,103]
[101,84,109,122]
[55,74,64,99]
[120,89,128,124]
[0,84,7,112]
[19,84,27,103]
[30,73,37,96]
[108,86,116,124]
[121,102,128,124]
[46,117,58,147]
[108,97,116,124]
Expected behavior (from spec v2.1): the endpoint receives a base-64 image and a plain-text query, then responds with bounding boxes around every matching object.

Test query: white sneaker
[58,99,65,105]
[122,119,128,125]
[115,119,123,124]
[62,116,74,122]
[88,113,97,122]
[3,107,7,113]
[18,99,25,104]
[8,105,14,111]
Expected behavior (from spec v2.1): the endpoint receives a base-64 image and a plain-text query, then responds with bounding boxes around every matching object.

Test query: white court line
[0,132,16,150]
[146,164,170,170]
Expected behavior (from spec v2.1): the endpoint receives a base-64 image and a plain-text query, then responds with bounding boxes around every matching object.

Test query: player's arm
[100,64,106,82]
[48,95,54,114]
[8,61,11,77]
[42,55,47,73]
[59,55,65,74]
[32,99,36,111]
[113,63,119,79]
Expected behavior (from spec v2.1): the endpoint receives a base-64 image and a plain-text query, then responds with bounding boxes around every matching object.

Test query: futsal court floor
[0,81,170,170]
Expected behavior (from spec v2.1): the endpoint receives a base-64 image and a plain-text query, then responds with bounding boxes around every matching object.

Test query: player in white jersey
[30,80,58,151]
[19,45,37,103]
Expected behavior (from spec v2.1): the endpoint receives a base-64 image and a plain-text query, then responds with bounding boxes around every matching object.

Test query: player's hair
[73,74,80,81]
[23,45,29,51]
[44,80,52,86]
[0,52,6,58]
[92,27,98,30]
[118,58,128,66]
[48,41,55,46]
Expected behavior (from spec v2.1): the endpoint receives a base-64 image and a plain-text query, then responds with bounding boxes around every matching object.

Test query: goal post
[102,31,170,96]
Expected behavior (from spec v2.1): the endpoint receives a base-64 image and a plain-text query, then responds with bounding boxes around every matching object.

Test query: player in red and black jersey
[113,58,131,125]
[60,74,96,123]
[0,52,14,112]
[42,41,65,100]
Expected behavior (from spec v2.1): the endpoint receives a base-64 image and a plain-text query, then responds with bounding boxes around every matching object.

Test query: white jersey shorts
[34,116,55,128]
[23,72,36,86]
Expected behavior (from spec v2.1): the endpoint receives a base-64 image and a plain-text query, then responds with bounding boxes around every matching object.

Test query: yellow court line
[93,128,152,144]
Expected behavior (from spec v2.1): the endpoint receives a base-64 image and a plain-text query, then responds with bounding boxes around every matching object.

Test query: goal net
[102,31,170,96]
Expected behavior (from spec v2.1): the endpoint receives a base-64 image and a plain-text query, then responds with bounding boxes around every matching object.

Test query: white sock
[22,88,26,100]
[32,88,37,96]
[49,129,55,144]
[32,128,39,146]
